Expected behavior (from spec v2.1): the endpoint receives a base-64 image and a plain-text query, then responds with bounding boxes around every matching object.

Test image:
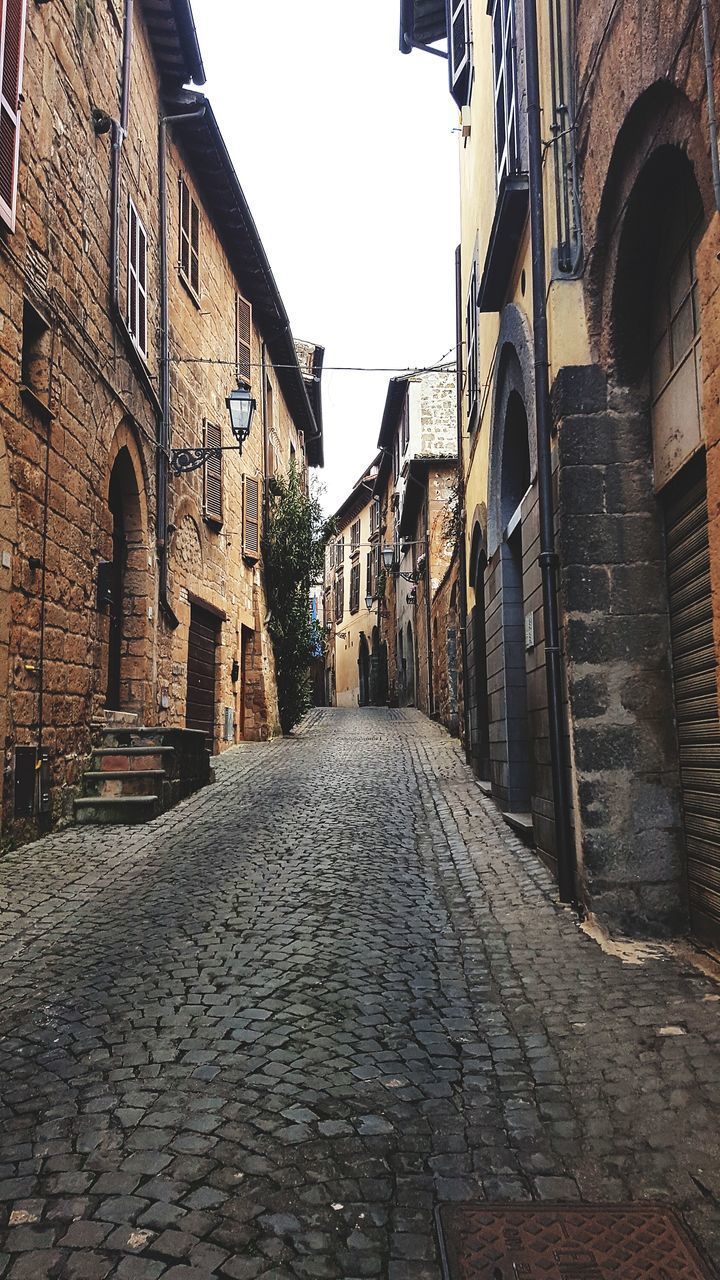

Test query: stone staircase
[74,724,211,825]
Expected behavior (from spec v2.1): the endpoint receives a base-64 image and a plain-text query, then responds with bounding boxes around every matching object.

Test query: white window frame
[449,0,472,107]
[491,0,520,187]
[127,197,148,358]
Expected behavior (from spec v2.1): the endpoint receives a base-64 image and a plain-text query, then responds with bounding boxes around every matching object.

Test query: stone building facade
[399,0,720,946]
[324,458,382,709]
[0,0,322,844]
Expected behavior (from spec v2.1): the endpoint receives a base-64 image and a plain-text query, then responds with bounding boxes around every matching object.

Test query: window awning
[399,0,447,53]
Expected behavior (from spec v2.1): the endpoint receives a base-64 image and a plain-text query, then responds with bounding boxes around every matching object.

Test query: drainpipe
[523,0,577,904]
[700,0,720,213]
[158,101,205,628]
[454,245,472,757]
[261,342,270,536]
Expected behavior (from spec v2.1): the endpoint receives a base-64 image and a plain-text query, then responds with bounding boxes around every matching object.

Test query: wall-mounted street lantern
[381,543,426,584]
[365,593,374,611]
[169,385,257,474]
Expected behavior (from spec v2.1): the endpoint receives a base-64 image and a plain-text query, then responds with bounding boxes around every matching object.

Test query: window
[179,175,200,297]
[349,563,360,614]
[393,432,400,482]
[448,0,471,108]
[335,536,344,569]
[290,442,296,470]
[490,0,519,186]
[127,198,147,357]
[466,260,479,426]
[350,519,360,557]
[370,498,381,536]
[203,420,223,524]
[401,395,410,454]
[335,570,344,622]
[243,474,260,558]
[0,0,27,231]
[366,549,375,601]
[236,294,252,384]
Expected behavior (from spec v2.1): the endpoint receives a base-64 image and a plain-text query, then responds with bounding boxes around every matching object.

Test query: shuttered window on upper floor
[491,0,519,186]
[243,473,260,559]
[127,198,148,357]
[0,0,27,231]
[236,294,252,385]
[179,175,200,298]
[466,259,479,428]
[349,563,360,614]
[449,0,471,108]
[203,420,223,525]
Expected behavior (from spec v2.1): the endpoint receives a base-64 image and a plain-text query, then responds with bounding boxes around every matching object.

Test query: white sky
[192,1,459,514]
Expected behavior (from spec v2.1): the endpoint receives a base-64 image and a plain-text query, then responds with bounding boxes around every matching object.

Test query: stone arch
[588,81,710,367]
[467,506,487,591]
[487,304,536,555]
[101,422,152,717]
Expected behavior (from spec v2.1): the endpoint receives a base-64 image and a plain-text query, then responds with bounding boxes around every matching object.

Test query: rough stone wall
[0,0,308,841]
[432,554,460,736]
[418,371,457,459]
[554,366,687,935]
[0,0,162,839]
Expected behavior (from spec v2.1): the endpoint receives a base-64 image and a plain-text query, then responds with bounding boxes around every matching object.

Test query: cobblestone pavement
[0,708,718,1280]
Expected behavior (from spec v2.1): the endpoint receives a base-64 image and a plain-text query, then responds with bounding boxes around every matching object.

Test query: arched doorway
[499,389,532,812]
[397,628,405,704]
[358,633,370,706]
[611,145,719,945]
[105,446,146,713]
[406,621,415,707]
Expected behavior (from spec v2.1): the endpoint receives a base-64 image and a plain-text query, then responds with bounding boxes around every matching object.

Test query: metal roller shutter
[665,455,720,948]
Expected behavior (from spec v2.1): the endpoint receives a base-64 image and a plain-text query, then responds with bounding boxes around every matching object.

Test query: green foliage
[264,465,333,734]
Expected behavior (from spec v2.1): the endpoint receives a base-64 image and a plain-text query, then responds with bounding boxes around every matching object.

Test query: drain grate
[436,1203,717,1279]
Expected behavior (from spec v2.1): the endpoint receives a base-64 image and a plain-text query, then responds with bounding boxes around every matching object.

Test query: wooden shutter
[448,0,471,107]
[190,196,199,294]
[466,260,478,424]
[236,295,252,384]
[203,420,223,524]
[243,474,260,557]
[350,563,360,613]
[179,176,190,279]
[0,0,27,231]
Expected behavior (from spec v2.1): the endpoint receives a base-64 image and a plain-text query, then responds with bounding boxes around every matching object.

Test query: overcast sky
[192,2,459,514]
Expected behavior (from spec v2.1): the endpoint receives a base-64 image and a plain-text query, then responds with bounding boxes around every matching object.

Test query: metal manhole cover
[436,1203,717,1279]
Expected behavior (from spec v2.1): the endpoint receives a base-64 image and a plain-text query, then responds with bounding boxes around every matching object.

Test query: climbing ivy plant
[264,464,333,735]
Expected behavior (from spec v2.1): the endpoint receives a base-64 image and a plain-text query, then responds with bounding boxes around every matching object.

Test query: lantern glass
[382,544,395,570]
[227,386,256,443]
[365,594,374,611]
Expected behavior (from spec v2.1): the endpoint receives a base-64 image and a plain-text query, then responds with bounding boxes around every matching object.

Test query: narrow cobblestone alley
[0,709,718,1280]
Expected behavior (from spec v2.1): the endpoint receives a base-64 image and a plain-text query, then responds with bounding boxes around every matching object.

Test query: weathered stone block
[551,365,607,417]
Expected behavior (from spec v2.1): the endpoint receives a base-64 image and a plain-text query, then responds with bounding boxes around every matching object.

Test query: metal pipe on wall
[700,0,720,214]
[523,0,577,905]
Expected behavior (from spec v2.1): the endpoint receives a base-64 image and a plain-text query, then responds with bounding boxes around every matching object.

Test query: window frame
[0,0,28,232]
[490,0,520,188]
[349,562,360,614]
[236,293,252,386]
[448,0,472,108]
[127,197,148,358]
[350,518,361,557]
[179,174,200,300]
[335,569,344,622]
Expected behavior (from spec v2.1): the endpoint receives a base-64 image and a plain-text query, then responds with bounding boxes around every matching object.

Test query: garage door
[186,604,219,753]
[665,454,720,948]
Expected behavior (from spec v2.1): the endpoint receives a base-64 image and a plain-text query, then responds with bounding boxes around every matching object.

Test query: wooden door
[186,605,219,752]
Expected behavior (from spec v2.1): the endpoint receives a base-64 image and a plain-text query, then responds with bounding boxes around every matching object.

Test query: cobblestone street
[0,708,718,1279]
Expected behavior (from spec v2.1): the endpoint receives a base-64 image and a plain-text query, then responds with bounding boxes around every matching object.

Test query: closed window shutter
[0,0,27,231]
[236,295,252,384]
[243,474,260,557]
[204,420,223,523]
[179,176,190,279]
[190,198,199,294]
[466,261,478,423]
[449,0,471,107]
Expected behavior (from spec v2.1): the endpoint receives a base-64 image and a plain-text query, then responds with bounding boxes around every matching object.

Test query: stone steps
[75,794,162,824]
[73,725,211,827]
